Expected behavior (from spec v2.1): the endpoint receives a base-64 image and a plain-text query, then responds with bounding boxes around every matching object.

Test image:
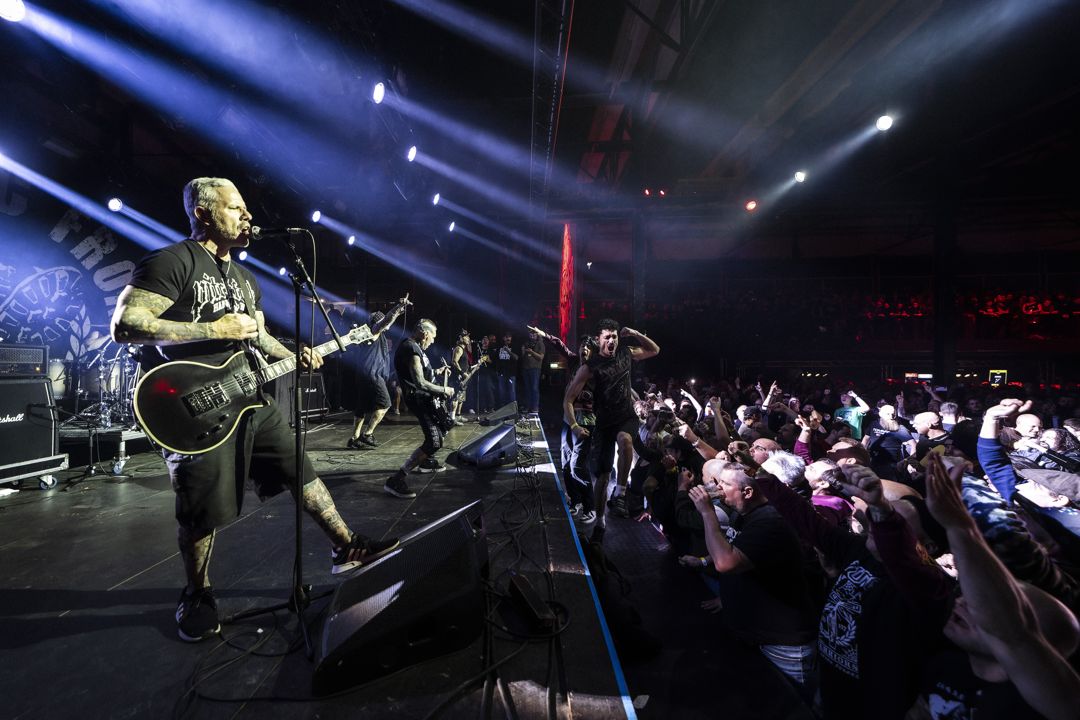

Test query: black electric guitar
[133,325,374,454]
[455,354,491,389]
[134,296,412,455]
[428,362,455,433]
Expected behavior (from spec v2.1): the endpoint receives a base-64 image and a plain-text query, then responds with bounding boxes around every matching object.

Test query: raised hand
[688,484,714,516]
[984,398,1033,419]
[837,465,884,507]
[925,453,974,530]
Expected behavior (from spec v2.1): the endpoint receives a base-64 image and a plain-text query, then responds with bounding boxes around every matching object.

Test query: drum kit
[51,341,140,430]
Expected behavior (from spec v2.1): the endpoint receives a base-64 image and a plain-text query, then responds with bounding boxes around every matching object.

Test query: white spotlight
[432,193,440,206]
[448,221,455,232]
[278,267,287,276]
[0,0,26,23]
[372,82,385,104]
[106,197,123,212]
[238,250,248,261]
[876,115,894,132]
[311,210,322,223]
[586,261,593,269]
[347,235,356,246]
[407,145,417,162]
[794,171,807,183]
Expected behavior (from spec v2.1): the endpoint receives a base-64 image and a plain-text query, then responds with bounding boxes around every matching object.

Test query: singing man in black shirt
[110,177,398,643]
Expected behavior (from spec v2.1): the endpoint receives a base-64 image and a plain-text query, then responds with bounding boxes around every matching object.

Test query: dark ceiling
[2,0,1079,265]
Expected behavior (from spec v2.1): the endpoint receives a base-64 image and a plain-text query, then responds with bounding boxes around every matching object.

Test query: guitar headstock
[346,325,373,346]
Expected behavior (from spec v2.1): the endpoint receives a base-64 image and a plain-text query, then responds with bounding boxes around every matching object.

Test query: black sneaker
[359,433,378,447]
[331,533,400,574]
[345,436,362,450]
[608,494,629,518]
[417,458,446,473]
[383,475,416,498]
[176,587,220,642]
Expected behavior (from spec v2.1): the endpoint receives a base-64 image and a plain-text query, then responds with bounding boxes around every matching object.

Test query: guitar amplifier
[0,343,48,377]
[0,376,68,484]
[273,372,328,423]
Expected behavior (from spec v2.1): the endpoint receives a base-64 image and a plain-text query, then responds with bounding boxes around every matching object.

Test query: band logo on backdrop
[0,177,141,369]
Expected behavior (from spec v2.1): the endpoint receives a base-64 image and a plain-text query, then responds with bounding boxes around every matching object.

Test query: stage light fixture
[278,267,287,275]
[347,235,356,245]
[0,0,26,23]
[745,200,758,212]
[586,261,593,269]
[407,145,417,162]
[238,250,248,261]
[448,221,455,232]
[107,197,123,212]
[432,192,440,206]
[311,210,322,223]
[643,188,651,196]
[876,115,894,132]
[794,171,807,183]
[372,81,386,104]
[658,189,666,197]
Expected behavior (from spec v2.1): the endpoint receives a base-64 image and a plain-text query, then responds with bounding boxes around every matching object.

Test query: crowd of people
[547,316,1080,719]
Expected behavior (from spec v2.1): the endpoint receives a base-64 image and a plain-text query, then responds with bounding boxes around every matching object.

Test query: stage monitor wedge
[479,400,518,426]
[314,500,488,694]
[456,422,518,469]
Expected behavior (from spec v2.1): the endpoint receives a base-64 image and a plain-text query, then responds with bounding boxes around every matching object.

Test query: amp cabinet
[0,377,68,488]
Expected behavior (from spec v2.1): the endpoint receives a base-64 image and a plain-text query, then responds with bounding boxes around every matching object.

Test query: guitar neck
[259,336,353,384]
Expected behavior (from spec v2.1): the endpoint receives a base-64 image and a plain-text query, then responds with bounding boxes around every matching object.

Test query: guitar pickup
[181,384,230,416]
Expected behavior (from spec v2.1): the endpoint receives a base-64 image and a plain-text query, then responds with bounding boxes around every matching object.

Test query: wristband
[570,422,580,430]
[692,439,701,448]
[699,557,708,568]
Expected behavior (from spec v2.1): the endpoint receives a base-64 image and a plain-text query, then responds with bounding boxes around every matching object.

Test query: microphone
[250,226,305,241]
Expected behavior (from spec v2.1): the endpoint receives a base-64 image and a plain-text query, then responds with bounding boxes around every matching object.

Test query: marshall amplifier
[0,376,68,485]
[272,372,328,423]
[0,343,48,377]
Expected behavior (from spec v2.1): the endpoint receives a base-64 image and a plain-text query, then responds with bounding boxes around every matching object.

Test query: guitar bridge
[182,383,230,416]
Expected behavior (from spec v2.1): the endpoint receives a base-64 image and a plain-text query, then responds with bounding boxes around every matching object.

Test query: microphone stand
[222,231,344,660]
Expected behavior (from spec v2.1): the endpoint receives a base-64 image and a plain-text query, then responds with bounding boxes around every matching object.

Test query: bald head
[1015,414,1043,439]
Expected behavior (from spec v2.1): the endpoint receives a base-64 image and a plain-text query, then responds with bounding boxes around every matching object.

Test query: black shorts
[404,392,445,456]
[163,401,317,531]
[588,416,642,478]
[355,373,391,415]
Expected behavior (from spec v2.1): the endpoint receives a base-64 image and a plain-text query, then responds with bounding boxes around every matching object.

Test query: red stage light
[643,188,651,196]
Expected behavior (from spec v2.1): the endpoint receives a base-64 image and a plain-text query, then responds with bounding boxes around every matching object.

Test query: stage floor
[1,406,810,720]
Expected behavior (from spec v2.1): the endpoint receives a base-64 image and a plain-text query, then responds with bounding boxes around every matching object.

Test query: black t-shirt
[717,503,818,646]
[393,338,432,396]
[128,239,261,371]
[921,644,1041,719]
[494,343,517,376]
[586,343,635,428]
[865,421,914,463]
[355,335,391,379]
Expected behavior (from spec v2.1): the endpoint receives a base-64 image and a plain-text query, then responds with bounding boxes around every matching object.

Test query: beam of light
[116,204,186,242]
[439,197,560,261]
[413,151,534,219]
[25,7,379,210]
[0,0,25,23]
[454,225,548,274]
[0,150,173,251]
[344,227,514,325]
[90,0,380,143]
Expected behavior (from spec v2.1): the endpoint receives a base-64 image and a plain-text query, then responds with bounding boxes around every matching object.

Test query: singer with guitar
[385,318,456,499]
[110,177,399,644]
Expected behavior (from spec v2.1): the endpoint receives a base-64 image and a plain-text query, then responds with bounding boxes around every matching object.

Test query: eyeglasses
[751,445,769,452]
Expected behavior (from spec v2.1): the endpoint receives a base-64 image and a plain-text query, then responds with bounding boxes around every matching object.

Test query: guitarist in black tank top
[385,318,456,498]
[110,177,399,643]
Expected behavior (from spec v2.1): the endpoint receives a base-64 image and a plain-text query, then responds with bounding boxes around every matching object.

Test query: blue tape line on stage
[540,424,639,720]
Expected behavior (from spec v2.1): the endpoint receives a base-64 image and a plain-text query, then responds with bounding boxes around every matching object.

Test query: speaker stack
[314,500,488,693]
[272,372,329,424]
[0,350,70,489]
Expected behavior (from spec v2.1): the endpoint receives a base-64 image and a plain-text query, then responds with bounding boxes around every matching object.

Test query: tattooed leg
[300,478,352,547]
[178,526,215,593]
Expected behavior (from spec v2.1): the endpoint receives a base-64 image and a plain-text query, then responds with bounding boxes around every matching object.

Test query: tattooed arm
[111,285,258,345]
[253,310,324,368]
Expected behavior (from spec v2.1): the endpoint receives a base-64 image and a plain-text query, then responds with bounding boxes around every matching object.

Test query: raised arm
[687,485,752,573]
[926,455,1080,720]
[111,285,257,345]
[620,326,658,361]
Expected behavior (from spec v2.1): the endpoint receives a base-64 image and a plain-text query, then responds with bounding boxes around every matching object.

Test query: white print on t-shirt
[928,690,966,719]
[190,273,249,323]
[819,560,879,678]
[498,347,512,360]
